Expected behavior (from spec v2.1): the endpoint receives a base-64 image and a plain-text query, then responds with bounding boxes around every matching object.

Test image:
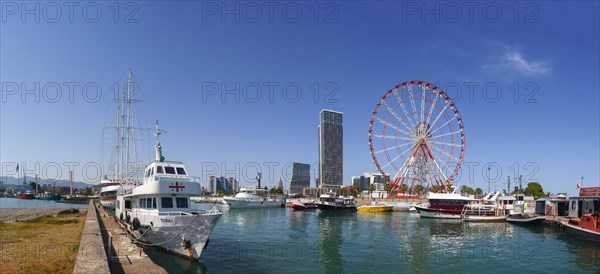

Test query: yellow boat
[357,205,394,213]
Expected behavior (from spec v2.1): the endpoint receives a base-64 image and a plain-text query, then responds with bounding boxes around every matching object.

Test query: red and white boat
[414,192,473,219]
[16,191,35,200]
[291,200,318,210]
[565,214,600,242]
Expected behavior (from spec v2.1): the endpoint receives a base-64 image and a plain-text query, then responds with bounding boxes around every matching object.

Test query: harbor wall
[73,200,111,274]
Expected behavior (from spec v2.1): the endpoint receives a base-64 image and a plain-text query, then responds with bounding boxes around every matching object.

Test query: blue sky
[1,1,598,196]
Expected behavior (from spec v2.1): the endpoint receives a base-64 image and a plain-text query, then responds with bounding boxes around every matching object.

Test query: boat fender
[132,217,140,230]
[119,212,123,221]
[126,212,131,223]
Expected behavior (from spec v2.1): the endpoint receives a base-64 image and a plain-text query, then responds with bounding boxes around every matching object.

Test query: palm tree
[400,184,408,193]
[351,182,361,197]
[339,187,348,196]
[429,185,440,193]
[384,183,392,192]
[474,187,483,195]
[414,184,424,195]
[367,183,376,196]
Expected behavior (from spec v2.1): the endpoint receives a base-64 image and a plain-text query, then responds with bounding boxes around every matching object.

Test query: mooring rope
[130,214,200,247]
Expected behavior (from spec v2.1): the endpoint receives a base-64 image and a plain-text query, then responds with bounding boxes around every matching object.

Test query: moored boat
[316,193,357,211]
[115,122,222,260]
[223,187,285,209]
[357,204,393,213]
[506,213,545,225]
[461,192,508,222]
[565,214,600,242]
[292,200,318,210]
[16,191,35,200]
[414,192,473,219]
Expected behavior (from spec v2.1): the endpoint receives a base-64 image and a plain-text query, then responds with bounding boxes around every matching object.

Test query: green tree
[474,188,483,195]
[445,183,453,193]
[414,184,424,195]
[351,183,361,197]
[400,184,408,193]
[339,187,348,196]
[383,183,392,192]
[460,185,475,195]
[429,185,440,193]
[269,187,284,195]
[367,184,376,196]
[524,182,545,198]
[28,181,39,191]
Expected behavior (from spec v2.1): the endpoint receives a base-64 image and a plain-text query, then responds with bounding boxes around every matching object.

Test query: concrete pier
[96,204,167,274]
[73,200,111,274]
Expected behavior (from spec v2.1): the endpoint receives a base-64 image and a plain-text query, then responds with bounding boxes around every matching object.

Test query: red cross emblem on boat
[169,182,185,192]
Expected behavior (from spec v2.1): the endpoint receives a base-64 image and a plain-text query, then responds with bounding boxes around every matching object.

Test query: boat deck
[97,205,168,273]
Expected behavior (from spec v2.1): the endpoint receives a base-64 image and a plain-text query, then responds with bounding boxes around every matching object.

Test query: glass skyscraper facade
[289,163,311,194]
[318,109,343,187]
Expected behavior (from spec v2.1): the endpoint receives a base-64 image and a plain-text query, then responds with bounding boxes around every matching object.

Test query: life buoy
[132,217,140,230]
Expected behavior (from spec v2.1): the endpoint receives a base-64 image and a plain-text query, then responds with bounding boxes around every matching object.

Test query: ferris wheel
[368,80,465,197]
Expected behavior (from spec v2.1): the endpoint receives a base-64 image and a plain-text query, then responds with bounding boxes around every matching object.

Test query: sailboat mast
[115,87,121,179]
[125,69,132,179]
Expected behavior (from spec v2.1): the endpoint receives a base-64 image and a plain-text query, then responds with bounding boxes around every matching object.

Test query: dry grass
[0,212,86,274]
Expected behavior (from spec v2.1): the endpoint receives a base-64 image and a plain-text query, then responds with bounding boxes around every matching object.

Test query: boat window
[146,198,152,208]
[125,200,131,209]
[151,167,154,176]
[176,167,186,175]
[156,166,164,174]
[162,197,173,208]
[165,166,176,174]
[153,197,157,208]
[145,169,150,178]
[138,199,143,208]
[176,198,188,208]
[449,200,455,205]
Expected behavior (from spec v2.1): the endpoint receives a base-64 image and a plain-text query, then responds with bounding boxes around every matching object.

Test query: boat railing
[192,205,222,215]
[158,211,193,216]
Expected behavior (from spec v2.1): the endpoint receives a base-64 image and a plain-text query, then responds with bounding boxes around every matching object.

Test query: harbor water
[141,204,600,274]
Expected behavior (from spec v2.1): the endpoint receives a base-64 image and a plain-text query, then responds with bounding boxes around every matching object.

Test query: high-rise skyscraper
[289,163,310,194]
[318,109,343,187]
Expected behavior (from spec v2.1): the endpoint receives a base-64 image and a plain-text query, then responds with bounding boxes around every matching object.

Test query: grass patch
[0,212,86,274]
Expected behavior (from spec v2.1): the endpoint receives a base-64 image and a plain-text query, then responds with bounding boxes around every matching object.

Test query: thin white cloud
[501,50,551,76]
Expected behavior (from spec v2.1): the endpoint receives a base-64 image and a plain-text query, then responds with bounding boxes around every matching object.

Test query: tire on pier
[119,212,124,221]
[132,217,140,230]
[125,212,131,223]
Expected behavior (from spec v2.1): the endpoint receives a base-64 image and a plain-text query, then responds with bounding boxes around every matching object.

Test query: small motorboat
[291,201,318,210]
[565,214,600,242]
[357,204,394,213]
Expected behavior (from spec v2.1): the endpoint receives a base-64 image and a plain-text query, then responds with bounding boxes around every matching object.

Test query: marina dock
[95,204,168,274]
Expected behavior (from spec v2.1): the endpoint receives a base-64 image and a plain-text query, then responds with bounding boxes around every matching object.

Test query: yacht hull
[223,198,283,209]
[565,222,600,242]
[316,203,357,211]
[130,213,222,260]
[506,214,545,225]
[415,205,461,219]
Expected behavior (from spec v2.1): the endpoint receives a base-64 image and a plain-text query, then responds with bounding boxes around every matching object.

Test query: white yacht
[222,173,285,209]
[223,187,285,208]
[115,122,222,260]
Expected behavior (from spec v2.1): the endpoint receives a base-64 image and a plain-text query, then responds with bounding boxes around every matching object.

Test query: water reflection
[317,212,348,274]
[144,245,207,274]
